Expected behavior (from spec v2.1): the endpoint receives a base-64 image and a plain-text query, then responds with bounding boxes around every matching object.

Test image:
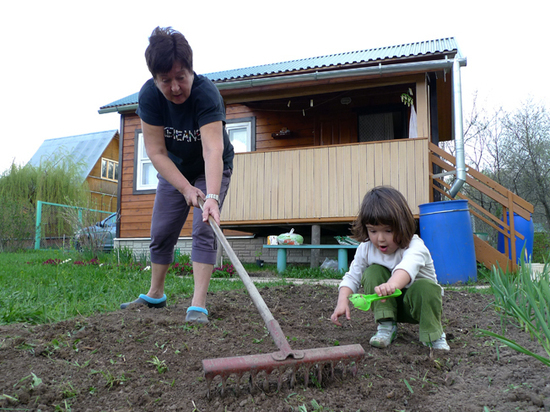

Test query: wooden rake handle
[198,198,303,360]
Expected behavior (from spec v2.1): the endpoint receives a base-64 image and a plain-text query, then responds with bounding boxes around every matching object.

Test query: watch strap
[205,194,220,204]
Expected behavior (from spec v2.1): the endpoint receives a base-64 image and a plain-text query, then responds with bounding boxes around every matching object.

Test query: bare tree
[500,100,550,230]
[442,95,505,220]
[443,93,503,172]
[440,96,550,237]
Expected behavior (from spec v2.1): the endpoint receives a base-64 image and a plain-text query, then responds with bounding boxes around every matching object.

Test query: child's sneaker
[423,333,450,351]
[369,321,397,348]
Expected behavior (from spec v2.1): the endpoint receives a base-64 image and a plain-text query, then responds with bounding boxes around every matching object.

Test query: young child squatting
[330,186,449,350]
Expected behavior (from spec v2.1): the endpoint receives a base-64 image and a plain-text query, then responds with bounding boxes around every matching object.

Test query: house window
[226,117,255,152]
[135,131,159,191]
[133,119,255,192]
[101,158,119,182]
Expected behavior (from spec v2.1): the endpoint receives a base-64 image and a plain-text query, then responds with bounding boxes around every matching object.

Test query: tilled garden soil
[1,281,549,411]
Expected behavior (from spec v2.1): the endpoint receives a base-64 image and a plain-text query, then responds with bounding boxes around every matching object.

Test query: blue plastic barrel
[497,212,534,264]
[419,200,477,284]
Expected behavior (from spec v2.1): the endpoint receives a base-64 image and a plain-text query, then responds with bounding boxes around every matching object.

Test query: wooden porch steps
[429,142,533,274]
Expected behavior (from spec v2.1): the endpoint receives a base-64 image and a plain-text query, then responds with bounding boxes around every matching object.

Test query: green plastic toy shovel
[349,289,402,311]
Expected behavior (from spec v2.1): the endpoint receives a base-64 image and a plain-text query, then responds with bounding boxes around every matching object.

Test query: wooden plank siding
[221,138,429,225]
[116,72,439,238]
[118,123,429,236]
[86,136,119,212]
[119,115,160,239]
[227,104,318,151]
[87,177,117,212]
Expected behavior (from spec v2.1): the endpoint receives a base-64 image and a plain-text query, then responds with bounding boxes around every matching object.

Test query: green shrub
[212,263,236,278]
[533,232,550,263]
[0,197,35,252]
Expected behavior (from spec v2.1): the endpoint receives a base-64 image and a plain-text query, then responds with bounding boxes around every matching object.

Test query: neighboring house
[28,130,119,212]
[99,37,532,270]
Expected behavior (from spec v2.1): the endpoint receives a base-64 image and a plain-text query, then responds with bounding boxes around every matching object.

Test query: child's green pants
[361,264,444,343]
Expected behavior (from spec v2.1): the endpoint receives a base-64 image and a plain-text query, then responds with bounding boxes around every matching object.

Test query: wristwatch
[205,194,220,204]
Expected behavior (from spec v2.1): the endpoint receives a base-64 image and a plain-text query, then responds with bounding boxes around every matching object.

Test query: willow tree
[0,152,91,251]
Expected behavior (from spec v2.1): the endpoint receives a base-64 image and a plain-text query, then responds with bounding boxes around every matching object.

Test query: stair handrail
[429,142,534,269]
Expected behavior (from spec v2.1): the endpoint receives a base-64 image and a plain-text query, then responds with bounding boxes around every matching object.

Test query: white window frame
[226,117,255,153]
[135,131,159,192]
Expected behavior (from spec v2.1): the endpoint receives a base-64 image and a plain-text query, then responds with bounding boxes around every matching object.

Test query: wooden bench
[263,244,359,273]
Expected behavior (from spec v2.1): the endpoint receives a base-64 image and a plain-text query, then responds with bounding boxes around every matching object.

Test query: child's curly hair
[351,186,416,248]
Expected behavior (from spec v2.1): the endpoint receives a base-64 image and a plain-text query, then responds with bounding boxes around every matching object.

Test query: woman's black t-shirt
[137,74,234,183]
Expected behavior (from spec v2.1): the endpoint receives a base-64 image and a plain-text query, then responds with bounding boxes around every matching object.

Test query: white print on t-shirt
[164,127,201,143]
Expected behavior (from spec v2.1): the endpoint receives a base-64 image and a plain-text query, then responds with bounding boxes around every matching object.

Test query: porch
[219,138,534,271]
[220,137,429,234]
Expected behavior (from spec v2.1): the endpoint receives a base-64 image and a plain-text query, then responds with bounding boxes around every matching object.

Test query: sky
[1,0,547,173]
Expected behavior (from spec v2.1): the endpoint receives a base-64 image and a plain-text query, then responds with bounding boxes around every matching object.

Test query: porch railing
[429,142,534,270]
[221,138,430,225]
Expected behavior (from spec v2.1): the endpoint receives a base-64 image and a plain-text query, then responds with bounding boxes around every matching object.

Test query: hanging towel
[409,104,418,138]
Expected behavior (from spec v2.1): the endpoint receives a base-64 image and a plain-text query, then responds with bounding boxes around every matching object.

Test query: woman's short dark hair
[145,26,193,78]
[351,186,416,248]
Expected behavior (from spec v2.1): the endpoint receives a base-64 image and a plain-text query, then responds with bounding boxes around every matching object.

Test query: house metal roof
[99,37,460,113]
[206,37,460,82]
[28,130,119,182]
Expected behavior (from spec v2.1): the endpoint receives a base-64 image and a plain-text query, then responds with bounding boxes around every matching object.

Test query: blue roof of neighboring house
[99,37,460,113]
[28,130,119,181]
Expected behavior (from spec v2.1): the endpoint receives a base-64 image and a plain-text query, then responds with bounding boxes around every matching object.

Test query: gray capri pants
[149,168,232,265]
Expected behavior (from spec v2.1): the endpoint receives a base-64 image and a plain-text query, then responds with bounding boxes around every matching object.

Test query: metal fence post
[35,200,42,250]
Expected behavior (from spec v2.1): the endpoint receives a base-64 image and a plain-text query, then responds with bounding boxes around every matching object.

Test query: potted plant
[255,251,264,268]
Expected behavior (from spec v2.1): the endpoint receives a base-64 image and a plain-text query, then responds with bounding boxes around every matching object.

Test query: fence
[34,200,113,250]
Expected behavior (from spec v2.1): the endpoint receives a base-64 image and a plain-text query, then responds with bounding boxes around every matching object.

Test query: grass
[0,248,499,327]
[280,265,343,279]
[0,249,302,325]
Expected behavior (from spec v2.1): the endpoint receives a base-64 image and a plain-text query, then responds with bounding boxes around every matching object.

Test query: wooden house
[99,38,532,270]
[28,130,119,212]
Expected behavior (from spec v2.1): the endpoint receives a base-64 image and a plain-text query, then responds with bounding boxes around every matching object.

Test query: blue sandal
[186,306,209,324]
[120,294,167,309]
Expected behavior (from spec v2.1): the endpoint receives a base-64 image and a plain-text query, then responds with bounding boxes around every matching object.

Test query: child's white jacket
[339,234,438,293]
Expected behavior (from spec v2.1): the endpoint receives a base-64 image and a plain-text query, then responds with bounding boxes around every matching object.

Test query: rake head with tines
[198,199,365,397]
[203,340,364,396]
